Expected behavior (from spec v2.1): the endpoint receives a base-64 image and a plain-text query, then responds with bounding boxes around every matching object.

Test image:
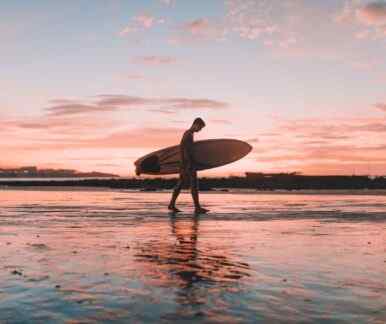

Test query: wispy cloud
[0,125,187,173]
[256,144,386,163]
[96,95,229,111]
[134,14,157,28]
[226,0,280,40]
[356,1,386,26]
[95,95,150,107]
[44,95,229,117]
[125,74,145,80]
[336,0,386,39]
[46,103,116,117]
[210,119,232,125]
[173,2,279,44]
[6,127,185,150]
[159,0,175,6]
[119,14,165,36]
[280,117,386,136]
[171,1,322,57]
[161,98,229,110]
[247,107,386,175]
[247,137,259,144]
[132,56,177,65]
[79,127,184,149]
[375,102,386,112]
[176,18,227,42]
[2,114,118,134]
[183,18,211,36]
[169,0,384,66]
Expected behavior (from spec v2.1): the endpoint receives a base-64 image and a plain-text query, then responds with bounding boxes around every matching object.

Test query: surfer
[168,118,209,214]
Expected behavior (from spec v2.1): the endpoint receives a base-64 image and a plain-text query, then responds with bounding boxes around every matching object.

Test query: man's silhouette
[168,118,209,214]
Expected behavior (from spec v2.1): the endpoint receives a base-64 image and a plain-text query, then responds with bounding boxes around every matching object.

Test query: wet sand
[0,189,385,323]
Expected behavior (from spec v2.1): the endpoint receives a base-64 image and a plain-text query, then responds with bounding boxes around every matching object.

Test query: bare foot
[194,207,209,214]
[168,205,182,213]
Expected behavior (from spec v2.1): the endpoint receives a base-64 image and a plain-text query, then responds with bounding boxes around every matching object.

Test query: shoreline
[1,185,386,196]
[1,175,385,192]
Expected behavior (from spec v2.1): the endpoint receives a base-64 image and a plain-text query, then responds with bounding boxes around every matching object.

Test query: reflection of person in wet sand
[133,214,251,320]
[168,118,209,214]
[134,215,251,303]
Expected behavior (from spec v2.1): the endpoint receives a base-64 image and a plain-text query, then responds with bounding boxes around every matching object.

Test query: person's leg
[168,174,183,212]
[190,171,209,213]
[190,171,200,209]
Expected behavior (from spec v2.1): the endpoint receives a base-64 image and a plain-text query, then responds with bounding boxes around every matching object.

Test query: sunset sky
[1,0,386,176]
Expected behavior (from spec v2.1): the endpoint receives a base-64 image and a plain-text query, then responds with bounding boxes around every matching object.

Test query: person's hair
[193,117,206,128]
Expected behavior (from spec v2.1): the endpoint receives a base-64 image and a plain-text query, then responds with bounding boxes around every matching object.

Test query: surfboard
[135,139,252,175]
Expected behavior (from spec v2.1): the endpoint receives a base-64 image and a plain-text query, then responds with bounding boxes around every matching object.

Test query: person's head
[191,118,206,132]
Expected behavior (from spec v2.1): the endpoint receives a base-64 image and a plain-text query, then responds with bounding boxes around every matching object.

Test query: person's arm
[181,133,195,172]
[184,145,194,171]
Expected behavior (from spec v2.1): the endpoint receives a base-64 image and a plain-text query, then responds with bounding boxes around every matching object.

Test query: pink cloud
[248,110,386,175]
[336,1,386,39]
[254,141,386,175]
[84,127,183,149]
[222,0,386,60]
[185,18,210,35]
[96,95,150,107]
[335,1,356,23]
[172,18,227,43]
[119,26,137,36]
[1,115,118,136]
[159,0,174,6]
[356,1,386,26]
[41,95,229,117]
[225,0,284,42]
[148,108,176,115]
[119,14,164,36]
[247,138,259,144]
[164,98,229,110]
[46,103,116,117]
[125,74,145,80]
[375,102,386,112]
[183,18,225,39]
[134,14,156,29]
[95,95,228,111]
[280,117,386,136]
[210,119,232,125]
[132,56,177,65]
[299,161,386,175]
[4,127,185,151]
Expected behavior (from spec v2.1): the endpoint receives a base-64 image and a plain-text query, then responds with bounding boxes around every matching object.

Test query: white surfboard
[135,139,252,175]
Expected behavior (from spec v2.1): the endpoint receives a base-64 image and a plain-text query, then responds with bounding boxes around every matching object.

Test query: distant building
[0,166,119,178]
[245,172,300,179]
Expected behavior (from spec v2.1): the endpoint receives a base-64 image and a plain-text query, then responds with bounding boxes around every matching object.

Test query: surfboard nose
[241,141,253,156]
[245,142,253,153]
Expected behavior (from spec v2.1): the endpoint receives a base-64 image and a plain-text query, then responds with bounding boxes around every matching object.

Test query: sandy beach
[1,188,385,323]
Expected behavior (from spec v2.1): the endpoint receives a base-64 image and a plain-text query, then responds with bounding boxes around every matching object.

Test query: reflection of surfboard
[135,139,252,175]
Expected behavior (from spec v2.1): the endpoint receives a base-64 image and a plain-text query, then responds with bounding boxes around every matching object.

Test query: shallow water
[0,189,385,323]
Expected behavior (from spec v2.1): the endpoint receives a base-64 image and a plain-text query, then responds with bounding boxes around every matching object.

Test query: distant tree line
[1,174,386,190]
